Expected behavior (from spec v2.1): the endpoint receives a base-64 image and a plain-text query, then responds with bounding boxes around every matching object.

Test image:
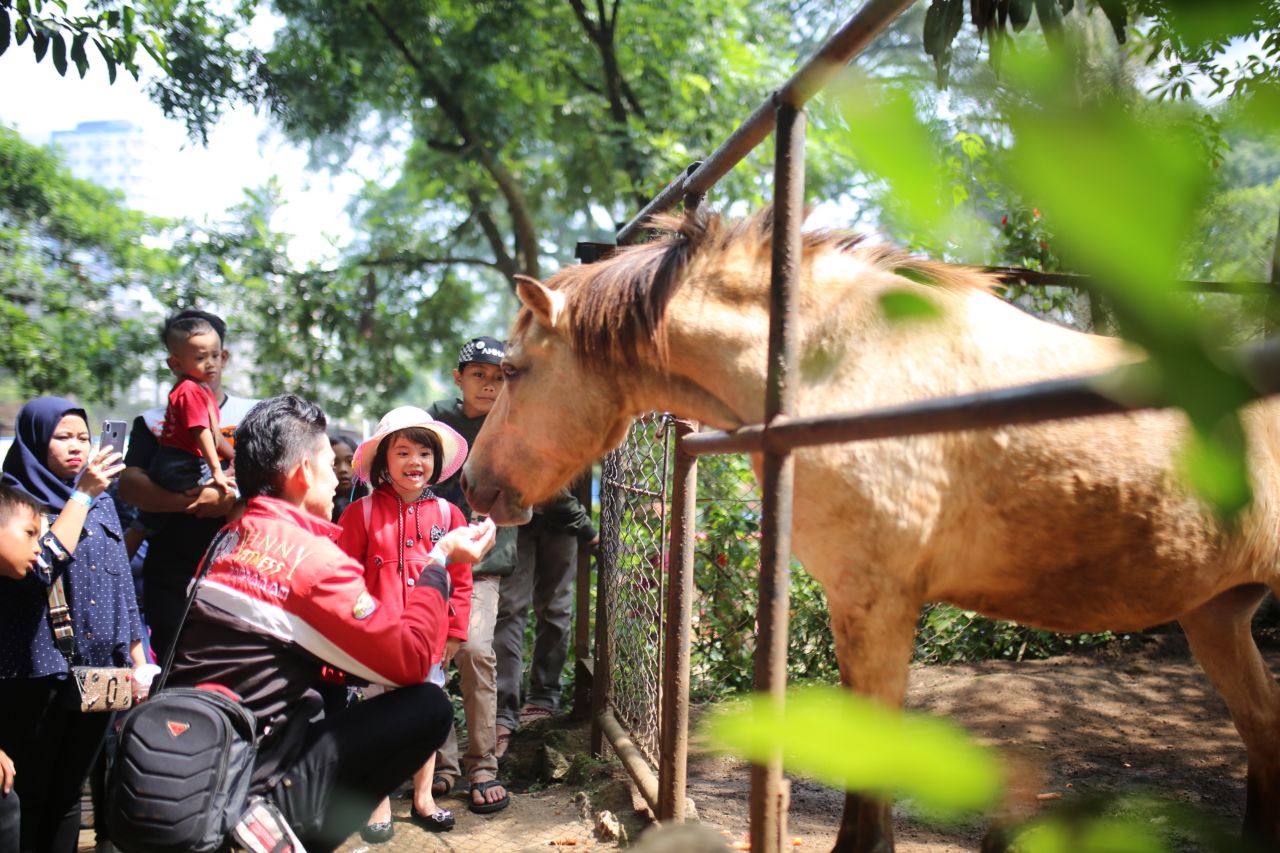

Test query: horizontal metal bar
[600,479,665,499]
[683,338,1280,457]
[989,267,1273,295]
[615,0,913,242]
[598,708,660,811]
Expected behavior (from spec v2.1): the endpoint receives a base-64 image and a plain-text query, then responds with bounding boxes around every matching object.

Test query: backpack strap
[154,527,235,694]
[363,493,372,531]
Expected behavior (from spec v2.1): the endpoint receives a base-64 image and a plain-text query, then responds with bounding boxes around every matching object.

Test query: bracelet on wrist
[427,544,448,565]
[69,490,95,508]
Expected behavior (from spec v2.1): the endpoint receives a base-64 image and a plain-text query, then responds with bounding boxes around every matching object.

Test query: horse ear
[515,274,566,329]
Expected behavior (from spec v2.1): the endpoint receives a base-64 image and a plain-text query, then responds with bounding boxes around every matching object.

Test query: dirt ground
[689,630,1266,851]
[81,630,1267,851]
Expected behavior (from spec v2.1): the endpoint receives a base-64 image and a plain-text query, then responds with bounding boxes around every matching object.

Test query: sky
[0,30,364,265]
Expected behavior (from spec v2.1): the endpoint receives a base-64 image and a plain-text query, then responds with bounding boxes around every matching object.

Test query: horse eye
[501,363,519,379]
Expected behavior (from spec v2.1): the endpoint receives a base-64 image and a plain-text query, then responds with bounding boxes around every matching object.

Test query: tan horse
[462,210,1280,851]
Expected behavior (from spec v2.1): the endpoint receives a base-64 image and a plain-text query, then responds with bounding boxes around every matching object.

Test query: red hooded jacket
[334,485,473,655]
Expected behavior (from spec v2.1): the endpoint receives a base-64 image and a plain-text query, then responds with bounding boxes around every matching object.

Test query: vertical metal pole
[749,97,804,853]
[658,419,698,821]
[1266,209,1280,335]
[572,470,594,721]
[591,474,613,757]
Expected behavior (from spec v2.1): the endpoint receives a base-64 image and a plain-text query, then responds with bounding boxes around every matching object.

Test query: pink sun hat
[351,406,468,485]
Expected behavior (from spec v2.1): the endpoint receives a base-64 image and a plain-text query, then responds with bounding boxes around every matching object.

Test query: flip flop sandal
[430,773,453,798]
[518,704,554,725]
[468,778,510,814]
[411,807,455,832]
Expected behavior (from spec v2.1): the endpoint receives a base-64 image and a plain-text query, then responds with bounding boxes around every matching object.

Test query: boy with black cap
[427,335,516,814]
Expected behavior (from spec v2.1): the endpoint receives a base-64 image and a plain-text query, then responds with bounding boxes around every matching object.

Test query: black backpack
[108,686,257,853]
[107,530,259,853]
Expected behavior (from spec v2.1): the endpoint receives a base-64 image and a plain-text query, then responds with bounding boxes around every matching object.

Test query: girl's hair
[0,483,43,523]
[369,426,444,486]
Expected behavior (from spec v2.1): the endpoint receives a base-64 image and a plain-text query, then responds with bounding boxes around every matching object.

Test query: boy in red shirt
[133,314,235,537]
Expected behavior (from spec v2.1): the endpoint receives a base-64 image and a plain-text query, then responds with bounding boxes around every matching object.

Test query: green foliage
[690,454,840,697]
[0,124,169,403]
[707,685,1003,818]
[159,180,479,416]
[915,603,1116,663]
[0,0,165,82]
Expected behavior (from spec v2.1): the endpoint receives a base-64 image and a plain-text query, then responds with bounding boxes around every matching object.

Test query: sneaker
[230,797,307,853]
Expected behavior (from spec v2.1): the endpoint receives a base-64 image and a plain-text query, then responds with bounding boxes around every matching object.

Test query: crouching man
[166,394,495,852]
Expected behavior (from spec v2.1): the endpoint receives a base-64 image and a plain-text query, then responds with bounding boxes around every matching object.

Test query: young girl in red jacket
[336,406,472,842]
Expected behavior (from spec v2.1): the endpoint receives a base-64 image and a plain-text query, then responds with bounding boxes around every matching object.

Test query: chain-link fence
[597,413,673,766]
[599,410,1121,728]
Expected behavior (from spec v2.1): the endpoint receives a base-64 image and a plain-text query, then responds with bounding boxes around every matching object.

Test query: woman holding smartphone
[0,397,147,853]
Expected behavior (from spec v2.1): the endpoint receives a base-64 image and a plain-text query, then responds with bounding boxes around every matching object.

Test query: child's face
[47,414,91,481]
[331,440,354,495]
[0,505,42,580]
[453,362,504,419]
[385,435,436,498]
[166,330,227,388]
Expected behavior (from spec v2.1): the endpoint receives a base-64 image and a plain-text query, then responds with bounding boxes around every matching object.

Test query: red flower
[1039,240,1049,251]
[1001,215,1008,226]
[1032,208,1041,219]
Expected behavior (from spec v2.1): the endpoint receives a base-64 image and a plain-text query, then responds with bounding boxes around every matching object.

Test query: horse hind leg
[1178,583,1280,848]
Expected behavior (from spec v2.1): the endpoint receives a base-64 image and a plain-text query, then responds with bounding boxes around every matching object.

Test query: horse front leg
[826,584,920,853]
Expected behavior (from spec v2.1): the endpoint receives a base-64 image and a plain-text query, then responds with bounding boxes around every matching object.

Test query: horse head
[462,274,637,525]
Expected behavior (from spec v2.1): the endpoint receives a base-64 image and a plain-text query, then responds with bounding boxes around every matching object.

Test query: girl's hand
[443,637,462,668]
[437,517,497,564]
[77,447,125,498]
[0,748,14,794]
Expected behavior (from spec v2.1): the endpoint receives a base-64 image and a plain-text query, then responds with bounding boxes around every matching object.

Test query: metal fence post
[749,97,805,853]
[658,419,698,820]
[572,470,594,720]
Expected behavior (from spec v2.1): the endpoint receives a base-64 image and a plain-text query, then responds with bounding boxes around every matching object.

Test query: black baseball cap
[457,336,505,368]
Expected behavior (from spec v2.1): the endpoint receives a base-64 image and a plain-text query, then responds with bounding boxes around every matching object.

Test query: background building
[50,120,155,210]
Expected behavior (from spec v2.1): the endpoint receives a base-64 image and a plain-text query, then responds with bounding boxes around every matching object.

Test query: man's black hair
[234,395,328,500]
[161,309,228,350]
[0,483,44,523]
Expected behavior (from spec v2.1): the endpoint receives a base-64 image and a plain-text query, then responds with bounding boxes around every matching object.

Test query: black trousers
[0,678,110,853]
[269,682,453,853]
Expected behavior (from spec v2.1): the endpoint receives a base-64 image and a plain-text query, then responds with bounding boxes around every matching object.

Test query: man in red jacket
[167,394,495,852]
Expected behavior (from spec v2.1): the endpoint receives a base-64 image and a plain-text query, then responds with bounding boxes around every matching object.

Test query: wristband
[427,544,448,566]
[69,490,95,508]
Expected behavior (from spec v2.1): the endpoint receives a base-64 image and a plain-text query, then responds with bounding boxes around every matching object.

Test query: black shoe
[359,820,394,844]
[411,807,455,832]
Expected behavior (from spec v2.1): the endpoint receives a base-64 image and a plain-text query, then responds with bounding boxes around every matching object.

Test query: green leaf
[51,31,66,75]
[71,32,88,78]
[31,28,48,62]
[14,14,27,46]
[94,37,117,84]
[707,687,1002,817]
[1009,0,1034,30]
[879,288,943,323]
[0,8,10,55]
[122,5,134,36]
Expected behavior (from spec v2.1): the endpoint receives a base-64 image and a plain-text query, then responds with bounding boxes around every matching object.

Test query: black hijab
[2,396,89,513]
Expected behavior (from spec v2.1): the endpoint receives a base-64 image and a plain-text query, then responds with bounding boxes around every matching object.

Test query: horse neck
[625,269,776,431]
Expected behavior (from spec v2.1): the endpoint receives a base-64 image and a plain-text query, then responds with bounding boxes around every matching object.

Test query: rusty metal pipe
[615,0,914,242]
[658,420,697,821]
[599,708,661,812]
[682,338,1280,457]
[748,99,805,853]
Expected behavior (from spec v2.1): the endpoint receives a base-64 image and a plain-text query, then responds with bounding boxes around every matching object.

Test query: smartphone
[98,419,128,454]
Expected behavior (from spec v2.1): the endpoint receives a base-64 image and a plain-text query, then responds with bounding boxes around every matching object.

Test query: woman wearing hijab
[0,397,145,853]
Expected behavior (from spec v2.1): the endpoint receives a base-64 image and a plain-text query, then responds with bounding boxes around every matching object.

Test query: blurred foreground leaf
[706,686,1002,818]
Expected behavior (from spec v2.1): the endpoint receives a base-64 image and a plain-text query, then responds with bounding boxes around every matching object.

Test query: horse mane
[517,207,998,371]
